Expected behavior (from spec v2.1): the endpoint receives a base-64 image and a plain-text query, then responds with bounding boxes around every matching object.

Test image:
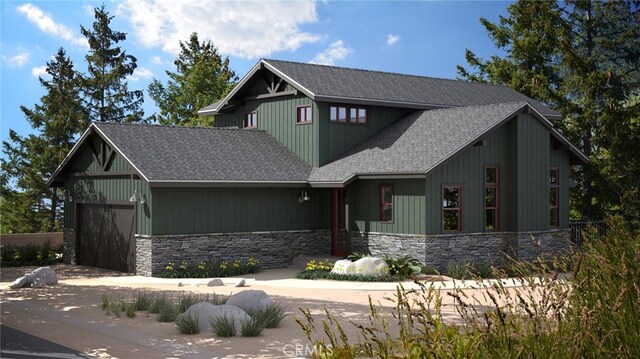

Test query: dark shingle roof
[94,123,311,183]
[309,102,529,183]
[263,59,560,118]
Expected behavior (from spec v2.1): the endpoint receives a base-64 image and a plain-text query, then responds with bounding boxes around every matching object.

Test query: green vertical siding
[551,147,570,228]
[151,187,330,235]
[317,103,412,165]
[68,137,130,173]
[350,179,425,235]
[214,95,319,166]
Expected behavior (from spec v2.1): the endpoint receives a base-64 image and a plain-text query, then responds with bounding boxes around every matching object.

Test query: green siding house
[49,59,587,275]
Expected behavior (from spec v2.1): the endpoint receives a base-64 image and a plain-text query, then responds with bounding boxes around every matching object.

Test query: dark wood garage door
[76,203,136,272]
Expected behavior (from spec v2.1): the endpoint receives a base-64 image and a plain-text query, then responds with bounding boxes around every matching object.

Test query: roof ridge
[263,58,513,90]
[94,122,266,132]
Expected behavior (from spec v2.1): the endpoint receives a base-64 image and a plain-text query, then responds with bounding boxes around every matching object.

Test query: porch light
[129,189,140,203]
[298,189,311,203]
[64,189,73,203]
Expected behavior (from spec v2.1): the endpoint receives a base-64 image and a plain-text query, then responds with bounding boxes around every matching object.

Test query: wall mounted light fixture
[64,189,73,203]
[298,189,311,203]
[129,189,140,203]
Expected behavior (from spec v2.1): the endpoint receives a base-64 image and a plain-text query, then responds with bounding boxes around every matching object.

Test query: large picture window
[550,168,560,227]
[485,166,499,230]
[296,105,312,124]
[243,111,257,128]
[330,105,367,124]
[443,186,462,232]
[379,184,393,222]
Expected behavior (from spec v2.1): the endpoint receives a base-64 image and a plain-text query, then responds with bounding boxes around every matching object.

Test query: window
[550,168,560,227]
[485,166,499,230]
[443,186,462,231]
[380,184,393,222]
[297,105,312,124]
[244,112,257,128]
[330,105,367,124]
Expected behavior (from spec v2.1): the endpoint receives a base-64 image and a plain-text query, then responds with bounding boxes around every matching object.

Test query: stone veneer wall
[62,228,76,264]
[351,229,571,271]
[136,229,331,276]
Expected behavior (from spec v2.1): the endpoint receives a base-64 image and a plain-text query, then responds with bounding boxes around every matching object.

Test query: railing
[570,220,607,247]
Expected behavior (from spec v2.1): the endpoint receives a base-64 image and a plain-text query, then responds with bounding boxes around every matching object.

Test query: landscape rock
[31,277,45,288]
[234,279,246,287]
[226,290,273,312]
[10,267,58,289]
[177,282,184,287]
[207,279,224,287]
[332,257,389,277]
[177,302,251,335]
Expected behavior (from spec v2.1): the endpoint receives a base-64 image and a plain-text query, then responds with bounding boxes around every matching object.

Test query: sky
[0,0,511,146]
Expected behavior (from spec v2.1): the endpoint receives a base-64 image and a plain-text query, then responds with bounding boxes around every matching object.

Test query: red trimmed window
[485,166,499,230]
[296,105,312,124]
[550,168,560,227]
[380,184,393,222]
[243,111,257,128]
[443,186,462,231]
[330,105,367,124]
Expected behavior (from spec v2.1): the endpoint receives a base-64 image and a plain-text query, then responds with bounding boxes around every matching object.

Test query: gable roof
[48,123,311,187]
[199,59,561,119]
[309,102,587,185]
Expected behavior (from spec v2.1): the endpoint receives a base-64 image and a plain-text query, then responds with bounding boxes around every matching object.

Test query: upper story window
[330,105,367,124]
[549,168,560,227]
[379,184,393,222]
[485,166,499,230]
[443,186,462,232]
[296,105,312,124]
[244,112,257,128]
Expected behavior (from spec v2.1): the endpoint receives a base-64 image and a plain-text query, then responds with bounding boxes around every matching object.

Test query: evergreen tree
[1,48,88,233]
[148,32,237,126]
[458,0,640,224]
[81,4,144,123]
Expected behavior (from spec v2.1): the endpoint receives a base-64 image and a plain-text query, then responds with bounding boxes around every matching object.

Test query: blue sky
[1,1,510,145]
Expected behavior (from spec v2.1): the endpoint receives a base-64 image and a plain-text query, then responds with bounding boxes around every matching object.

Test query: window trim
[296,105,313,125]
[550,167,560,227]
[243,111,257,129]
[484,165,500,231]
[379,183,394,223]
[329,104,368,125]
[442,185,463,232]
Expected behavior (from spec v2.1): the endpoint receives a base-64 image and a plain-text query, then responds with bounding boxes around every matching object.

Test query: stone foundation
[135,229,331,276]
[351,229,571,271]
[62,228,76,264]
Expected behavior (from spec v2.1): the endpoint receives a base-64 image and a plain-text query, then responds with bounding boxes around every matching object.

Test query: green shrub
[446,262,470,279]
[246,303,287,328]
[177,293,201,313]
[295,270,403,282]
[134,290,154,311]
[101,294,110,310]
[148,294,171,314]
[157,257,261,278]
[240,318,264,337]
[420,265,439,275]
[469,263,494,278]
[382,255,422,276]
[175,314,200,334]
[210,315,236,337]
[156,302,178,322]
[208,293,228,306]
[125,301,137,318]
[304,259,334,271]
[346,252,369,261]
[0,240,63,267]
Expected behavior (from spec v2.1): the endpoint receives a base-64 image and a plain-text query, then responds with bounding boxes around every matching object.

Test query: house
[48,59,587,275]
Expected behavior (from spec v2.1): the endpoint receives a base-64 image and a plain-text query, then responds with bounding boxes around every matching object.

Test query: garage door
[76,203,136,272]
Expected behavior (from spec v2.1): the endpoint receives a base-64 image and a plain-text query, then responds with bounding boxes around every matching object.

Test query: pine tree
[148,32,237,126]
[458,0,640,224]
[1,48,88,233]
[81,4,144,123]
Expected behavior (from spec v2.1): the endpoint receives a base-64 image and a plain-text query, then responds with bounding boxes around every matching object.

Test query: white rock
[10,267,58,289]
[332,257,389,277]
[234,279,246,287]
[207,279,224,287]
[177,302,251,335]
[31,277,45,288]
[190,283,199,288]
[10,274,35,289]
[226,290,273,312]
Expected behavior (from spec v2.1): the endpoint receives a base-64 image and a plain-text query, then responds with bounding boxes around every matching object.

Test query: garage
[76,203,136,272]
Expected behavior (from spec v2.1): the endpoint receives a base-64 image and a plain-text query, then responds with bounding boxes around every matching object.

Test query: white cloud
[1,51,30,67]
[117,0,321,58]
[17,3,88,48]
[310,40,351,65]
[151,56,162,65]
[128,67,154,82]
[386,34,400,46]
[31,65,48,77]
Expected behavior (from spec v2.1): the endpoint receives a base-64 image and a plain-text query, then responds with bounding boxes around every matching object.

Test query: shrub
[0,240,63,267]
[382,255,422,276]
[210,315,236,337]
[246,303,288,329]
[148,294,172,314]
[420,265,439,275]
[208,293,228,306]
[346,252,370,261]
[177,293,201,313]
[240,318,265,337]
[175,313,200,334]
[304,259,334,272]
[125,301,137,318]
[157,257,261,278]
[157,302,178,322]
[134,290,154,311]
[101,294,110,310]
[446,262,470,279]
[469,263,494,278]
[295,270,403,282]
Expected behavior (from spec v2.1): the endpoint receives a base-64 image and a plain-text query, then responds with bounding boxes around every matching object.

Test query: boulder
[207,279,224,287]
[177,302,251,335]
[234,279,246,287]
[31,277,45,288]
[226,290,273,312]
[10,267,58,289]
[332,257,389,277]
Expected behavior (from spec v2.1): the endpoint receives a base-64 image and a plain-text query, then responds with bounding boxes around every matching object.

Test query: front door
[331,188,349,257]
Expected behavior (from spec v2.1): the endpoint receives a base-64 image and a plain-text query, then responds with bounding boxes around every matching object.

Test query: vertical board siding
[550,147,570,228]
[68,137,131,173]
[350,179,425,235]
[214,94,318,166]
[151,187,330,235]
[317,103,412,166]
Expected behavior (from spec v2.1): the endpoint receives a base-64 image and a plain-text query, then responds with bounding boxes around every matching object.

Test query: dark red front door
[331,188,349,257]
